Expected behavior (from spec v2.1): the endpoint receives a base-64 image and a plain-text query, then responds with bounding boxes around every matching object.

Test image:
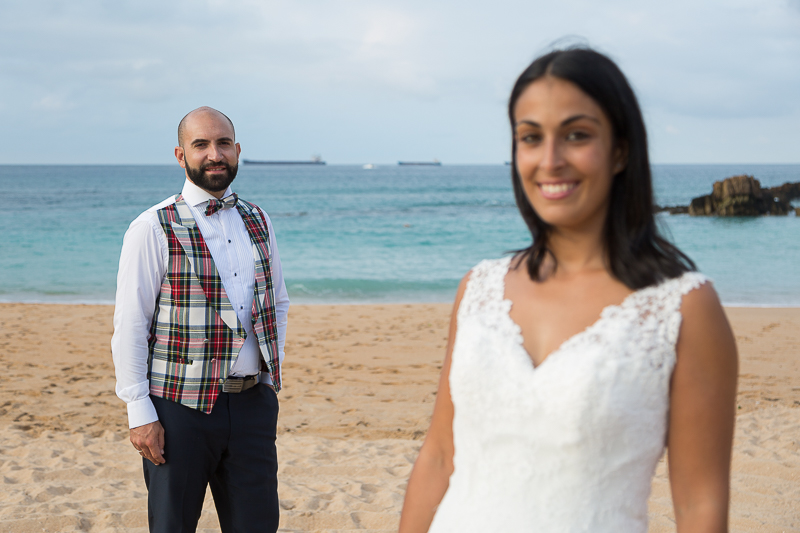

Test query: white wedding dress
[428,257,707,532]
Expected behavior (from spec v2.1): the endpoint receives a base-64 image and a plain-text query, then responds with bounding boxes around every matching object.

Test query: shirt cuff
[127,396,159,429]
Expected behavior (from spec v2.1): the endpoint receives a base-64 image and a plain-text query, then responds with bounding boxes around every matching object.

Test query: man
[111,106,289,532]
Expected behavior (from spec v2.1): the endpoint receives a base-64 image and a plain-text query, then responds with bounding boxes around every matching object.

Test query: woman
[399,48,738,532]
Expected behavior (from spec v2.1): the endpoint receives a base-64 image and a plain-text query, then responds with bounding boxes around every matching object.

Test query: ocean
[1,164,799,306]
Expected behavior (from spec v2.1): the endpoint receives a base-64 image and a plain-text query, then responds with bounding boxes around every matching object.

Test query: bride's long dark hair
[508,47,695,289]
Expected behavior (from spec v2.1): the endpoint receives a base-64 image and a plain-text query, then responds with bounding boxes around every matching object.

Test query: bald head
[177,106,235,148]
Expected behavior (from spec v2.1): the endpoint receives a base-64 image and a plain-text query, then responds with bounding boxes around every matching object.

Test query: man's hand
[130,421,166,465]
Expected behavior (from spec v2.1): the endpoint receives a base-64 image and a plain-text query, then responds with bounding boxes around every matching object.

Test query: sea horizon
[3,162,800,166]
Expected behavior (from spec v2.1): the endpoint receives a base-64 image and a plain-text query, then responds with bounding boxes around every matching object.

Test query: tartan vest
[147,194,281,413]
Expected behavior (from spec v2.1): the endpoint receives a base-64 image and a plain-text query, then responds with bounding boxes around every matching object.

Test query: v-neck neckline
[500,259,642,371]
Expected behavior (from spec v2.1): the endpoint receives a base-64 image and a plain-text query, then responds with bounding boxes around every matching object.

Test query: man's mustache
[201,162,234,173]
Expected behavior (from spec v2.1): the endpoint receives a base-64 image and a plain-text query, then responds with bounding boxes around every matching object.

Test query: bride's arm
[668,282,738,532]
[398,274,468,533]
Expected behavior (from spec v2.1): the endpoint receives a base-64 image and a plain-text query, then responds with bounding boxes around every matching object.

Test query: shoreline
[1,302,798,532]
[3,298,800,308]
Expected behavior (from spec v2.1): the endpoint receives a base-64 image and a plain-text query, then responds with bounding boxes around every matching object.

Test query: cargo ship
[243,155,326,165]
[398,159,441,166]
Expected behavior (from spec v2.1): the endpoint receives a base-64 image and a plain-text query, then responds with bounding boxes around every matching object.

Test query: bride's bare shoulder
[676,278,737,366]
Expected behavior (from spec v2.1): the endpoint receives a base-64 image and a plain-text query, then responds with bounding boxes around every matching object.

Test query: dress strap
[633,271,710,349]
[457,256,513,322]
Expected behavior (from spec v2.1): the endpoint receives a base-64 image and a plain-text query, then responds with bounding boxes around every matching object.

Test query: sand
[0,302,798,532]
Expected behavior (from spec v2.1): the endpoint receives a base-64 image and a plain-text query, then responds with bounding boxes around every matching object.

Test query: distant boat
[243,155,326,165]
[398,159,441,166]
[362,163,376,170]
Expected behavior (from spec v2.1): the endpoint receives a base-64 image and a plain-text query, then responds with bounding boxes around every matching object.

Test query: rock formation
[687,175,793,216]
[655,205,689,215]
[765,181,800,204]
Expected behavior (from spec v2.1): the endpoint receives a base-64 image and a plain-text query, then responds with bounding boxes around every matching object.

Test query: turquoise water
[1,164,798,306]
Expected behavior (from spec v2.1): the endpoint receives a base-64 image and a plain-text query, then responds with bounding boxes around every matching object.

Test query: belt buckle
[222,377,244,393]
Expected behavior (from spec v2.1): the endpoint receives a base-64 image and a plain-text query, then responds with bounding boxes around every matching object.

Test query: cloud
[32,94,76,111]
[1,0,799,163]
[611,0,800,119]
[8,0,793,113]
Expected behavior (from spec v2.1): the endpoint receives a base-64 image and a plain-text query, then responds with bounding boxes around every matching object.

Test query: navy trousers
[143,384,279,533]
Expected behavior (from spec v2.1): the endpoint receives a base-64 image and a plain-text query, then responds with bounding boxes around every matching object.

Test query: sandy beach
[0,302,798,532]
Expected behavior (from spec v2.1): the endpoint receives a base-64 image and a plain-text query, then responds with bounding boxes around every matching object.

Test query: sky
[1,0,799,165]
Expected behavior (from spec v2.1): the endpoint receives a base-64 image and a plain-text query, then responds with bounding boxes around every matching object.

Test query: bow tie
[205,193,238,216]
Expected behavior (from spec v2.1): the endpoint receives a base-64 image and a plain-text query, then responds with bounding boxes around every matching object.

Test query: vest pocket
[151,337,210,365]
[151,349,192,365]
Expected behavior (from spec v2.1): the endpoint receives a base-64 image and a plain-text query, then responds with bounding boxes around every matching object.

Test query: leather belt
[221,374,259,393]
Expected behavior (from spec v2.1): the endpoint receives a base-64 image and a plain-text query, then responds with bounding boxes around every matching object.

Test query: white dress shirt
[112,179,290,429]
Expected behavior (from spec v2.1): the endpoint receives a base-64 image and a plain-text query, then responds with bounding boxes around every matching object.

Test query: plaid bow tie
[205,193,238,216]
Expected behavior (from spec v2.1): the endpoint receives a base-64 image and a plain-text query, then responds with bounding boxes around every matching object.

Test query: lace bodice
[429,257,708,532]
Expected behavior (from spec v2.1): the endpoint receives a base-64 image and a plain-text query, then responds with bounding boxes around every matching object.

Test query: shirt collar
[181,179,234,208]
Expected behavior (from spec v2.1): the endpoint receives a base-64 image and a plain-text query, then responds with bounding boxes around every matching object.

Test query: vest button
[219,379,224,384]
[203,339,209,343]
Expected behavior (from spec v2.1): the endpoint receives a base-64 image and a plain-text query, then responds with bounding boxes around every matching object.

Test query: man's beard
[185,160,238,193]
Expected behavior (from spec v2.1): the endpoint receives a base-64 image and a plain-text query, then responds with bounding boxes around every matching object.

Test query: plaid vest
[147,194,281,413]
